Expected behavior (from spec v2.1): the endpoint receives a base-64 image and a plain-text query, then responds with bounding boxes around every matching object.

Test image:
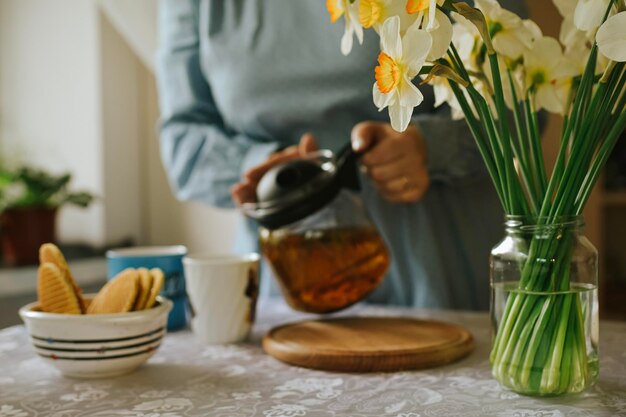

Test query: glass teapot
[242,145,390,313]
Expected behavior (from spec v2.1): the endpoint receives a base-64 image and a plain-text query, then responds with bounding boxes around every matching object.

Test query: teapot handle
[335,142,361,192]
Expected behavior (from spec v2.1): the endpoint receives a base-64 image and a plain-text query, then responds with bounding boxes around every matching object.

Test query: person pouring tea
[156,0,528,311]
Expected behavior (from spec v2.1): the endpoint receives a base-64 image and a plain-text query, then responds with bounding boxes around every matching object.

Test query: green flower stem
[551,69,623,219]
[577,109,626,212]
[540,297,571,392]
[498,236,561,379]
[535,47,598,217]
[440,20,618,394]
[507,294,545,381]
[558,308,575,392]
[448,80,507,208]
[495,293,540,372]
[576,67,626,211]
[524,97,547,196]
[507,70,539,213]
[550,82,609,218]
[527,295,562,392]
[467,86,513,211]
[449,43,470,81]
[489,53,526,215]
[490,225,592,396]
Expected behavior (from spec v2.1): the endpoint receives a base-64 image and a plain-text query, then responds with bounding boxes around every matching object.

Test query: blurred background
[0,0,624,327]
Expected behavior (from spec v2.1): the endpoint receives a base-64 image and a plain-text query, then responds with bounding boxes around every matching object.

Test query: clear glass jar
[490,216,599,396]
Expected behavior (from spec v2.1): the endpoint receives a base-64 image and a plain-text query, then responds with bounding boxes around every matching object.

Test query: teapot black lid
[243,146,359,229]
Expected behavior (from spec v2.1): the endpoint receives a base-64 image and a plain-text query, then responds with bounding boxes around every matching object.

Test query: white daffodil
[430,78,466,119]
[574,0,610,31]
[522,20,543,42]
[555,1,608,72]
[482,54,525,110]
[560,15,590,49]
[359,0,417,34]
[553,0,577,19]
[373,16,433,131]
[327,0,364,55]
[553,0,600,46]
[451,12,482,70]
[524,36,580,114]
[474,0,538,60]
[426,21,478,119]
[597,11,626,62]
[405,0,453,61]
[405,0,443,31]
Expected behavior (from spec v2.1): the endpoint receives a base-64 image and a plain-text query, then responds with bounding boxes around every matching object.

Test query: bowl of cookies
[19,244,173,379]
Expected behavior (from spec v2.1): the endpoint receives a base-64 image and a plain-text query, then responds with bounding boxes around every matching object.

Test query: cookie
[132,268,153,311]
[144,268,165,309]
[87,268,140,314]
[37,262,82,314]
[39,243,85,313]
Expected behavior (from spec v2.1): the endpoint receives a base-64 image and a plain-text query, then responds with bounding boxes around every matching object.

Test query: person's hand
[231,134,318,206]
[351,121,429,203]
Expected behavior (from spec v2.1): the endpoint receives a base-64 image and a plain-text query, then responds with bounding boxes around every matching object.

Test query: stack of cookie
[37,243,164,314]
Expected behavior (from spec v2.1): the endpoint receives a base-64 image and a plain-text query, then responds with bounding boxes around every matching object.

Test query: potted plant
[0,166,94,266]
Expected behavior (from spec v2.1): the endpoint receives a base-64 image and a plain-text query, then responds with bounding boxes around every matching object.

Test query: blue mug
[106,246,188,330]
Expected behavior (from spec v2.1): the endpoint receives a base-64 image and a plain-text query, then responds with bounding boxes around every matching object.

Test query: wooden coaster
[263,316,474,373]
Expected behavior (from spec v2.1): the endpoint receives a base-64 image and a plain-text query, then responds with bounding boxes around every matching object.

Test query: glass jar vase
[490,216,599,396]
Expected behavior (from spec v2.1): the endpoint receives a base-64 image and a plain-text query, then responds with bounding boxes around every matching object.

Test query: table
[1,300,625,417]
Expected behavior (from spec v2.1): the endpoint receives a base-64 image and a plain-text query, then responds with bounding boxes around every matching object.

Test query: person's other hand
[351,121,429,203]
[231,134,318,206]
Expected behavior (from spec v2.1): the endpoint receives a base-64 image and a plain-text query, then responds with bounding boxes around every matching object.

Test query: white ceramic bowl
[19,295,172,379]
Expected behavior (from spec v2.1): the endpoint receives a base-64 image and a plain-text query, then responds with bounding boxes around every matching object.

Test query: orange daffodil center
[360,0,384,28]
[326,0,452,132]
[404,0,453,62]
[326,0,344,23]
[325,0,364,55]
[406,0,431,14]
[372,16,433,131]
[405,0,438,30]
[358,0,418,33]
[375,52,401,93]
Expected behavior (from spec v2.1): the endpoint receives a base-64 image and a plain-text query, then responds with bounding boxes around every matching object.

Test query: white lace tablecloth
[1,300,625,417]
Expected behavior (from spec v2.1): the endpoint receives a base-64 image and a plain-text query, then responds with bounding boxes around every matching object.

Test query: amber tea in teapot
[244,147,390,313]
[260,226,389,313]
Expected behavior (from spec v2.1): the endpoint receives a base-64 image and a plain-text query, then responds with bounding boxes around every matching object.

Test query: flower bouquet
[326,0,625,396]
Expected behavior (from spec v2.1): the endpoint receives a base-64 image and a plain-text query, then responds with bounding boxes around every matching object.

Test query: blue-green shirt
[156,0,526,310]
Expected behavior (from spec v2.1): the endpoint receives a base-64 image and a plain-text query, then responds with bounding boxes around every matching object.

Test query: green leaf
[63,191,94,208]
[0,165,94,212]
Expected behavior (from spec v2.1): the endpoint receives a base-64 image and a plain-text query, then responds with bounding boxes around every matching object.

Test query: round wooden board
[263,316,474,373]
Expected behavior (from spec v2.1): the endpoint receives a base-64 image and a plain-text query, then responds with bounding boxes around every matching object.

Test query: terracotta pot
[0,207,58,266]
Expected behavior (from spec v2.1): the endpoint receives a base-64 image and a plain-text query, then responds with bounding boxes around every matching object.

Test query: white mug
[182,253,260,345]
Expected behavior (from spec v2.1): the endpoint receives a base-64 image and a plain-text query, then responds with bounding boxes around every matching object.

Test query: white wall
[98,0,157,72]
[0,0,238,253]
[100,10,145,245]
[0,0,105,245]
[140,64,239,254]
[101,0,239,254]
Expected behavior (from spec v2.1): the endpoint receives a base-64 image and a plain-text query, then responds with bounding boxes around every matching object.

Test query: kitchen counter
[1,300,625,416]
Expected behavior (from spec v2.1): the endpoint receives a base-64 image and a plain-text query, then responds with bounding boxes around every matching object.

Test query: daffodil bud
[421,64,469,87]
[453,2,495,55]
